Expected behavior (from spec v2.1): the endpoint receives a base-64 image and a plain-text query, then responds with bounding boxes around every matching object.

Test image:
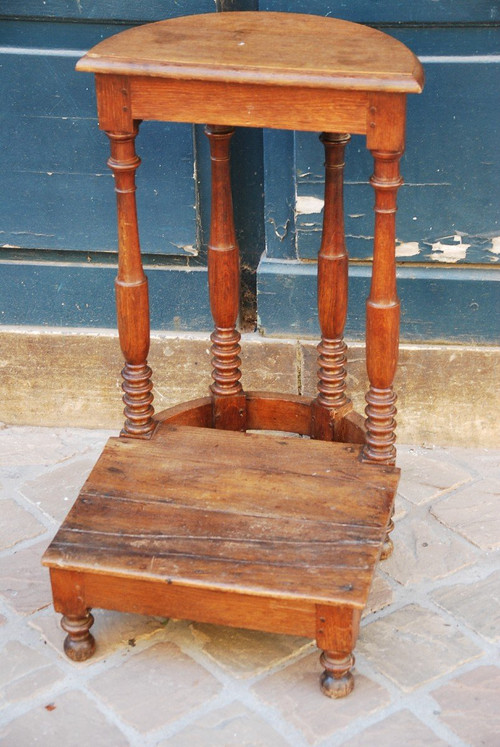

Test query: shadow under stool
[43,12,424,698]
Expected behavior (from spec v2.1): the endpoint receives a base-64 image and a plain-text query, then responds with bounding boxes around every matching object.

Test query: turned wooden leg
[316,605,360,698]
[312,133,352,441]
[362,149,403,557]
[320,651,355,698]
[362,149,402,466]
[205,125,246,431]
[49,569,97,662]
[106,126,155,438]
[61,611,96,662]
[380,508,395,559]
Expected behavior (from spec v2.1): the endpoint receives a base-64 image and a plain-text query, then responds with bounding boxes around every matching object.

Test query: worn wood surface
[205,125,247,430]
[43,10,417,697]
[77,13,424,94]
[312,133,351,441]
[44,425,398,607]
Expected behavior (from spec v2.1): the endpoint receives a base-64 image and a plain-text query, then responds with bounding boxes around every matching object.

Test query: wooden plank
[78,14,423,93]
[44,425,396,606]
[0,262,211,330]
[259,0,498,24]
[0,0,215,21]
[245,391,313,434]
[71,430,397,524]
[256,258,500,343]
[0,31,198,255]
[52,494,384,545]
[50,569,318,638]
[50,525,382,574]
[45,531,376,605]
[130,79,368,135]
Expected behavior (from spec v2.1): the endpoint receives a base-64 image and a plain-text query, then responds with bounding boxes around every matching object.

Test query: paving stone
[449,448,500,479]
[0,640,64,705]
[431,478,500,550]
[344,708,448,746]
[88,641,222,733]
[0,426,109,466]
[358,604,483,691]
[431,570,500,642]
[164,701,290,747]
[31,607,169,663]
[382,516,477,586]
[0,498,46,550]
[253,653,390,744]
[189,622,312,678]
[0,689,129,746]
[0,542,52,615]
[21,456,102,522]
[396,448,472,505]
[363,573,393,616]
[432,665,500,746]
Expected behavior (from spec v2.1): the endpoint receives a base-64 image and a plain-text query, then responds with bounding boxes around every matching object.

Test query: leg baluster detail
[362,149,403,557]
[107,126,155,438]
[381,509,395,559]
[364,385,397,464]
[121,362,155,437]
[61,611,96,662]
[316,336,349,410]
[312,133,351,440]
[205,125,245,431]
[320,651,355,698]
[210,328,242,398]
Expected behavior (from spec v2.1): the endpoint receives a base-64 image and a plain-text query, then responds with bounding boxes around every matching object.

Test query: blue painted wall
[1,2,499,341]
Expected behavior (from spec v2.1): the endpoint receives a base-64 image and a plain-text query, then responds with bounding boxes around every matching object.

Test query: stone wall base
[1,327,498,448]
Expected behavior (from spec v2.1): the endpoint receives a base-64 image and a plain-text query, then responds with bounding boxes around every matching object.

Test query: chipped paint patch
[488,236,500,259]
[169,242,197,256]
[396,242,421,258]
[295,196,324,215]
[427,235,470,263]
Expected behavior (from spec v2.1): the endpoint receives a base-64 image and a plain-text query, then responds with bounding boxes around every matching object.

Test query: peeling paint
[396,242,421,258]
[295,196,324,215]
[488,236,500,257]
[268,218,289,241]
[426,235,470,263]
[169,242,198,256]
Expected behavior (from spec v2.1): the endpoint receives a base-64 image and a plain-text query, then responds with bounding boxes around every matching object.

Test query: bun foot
[380,512,395,560]
[319,651,355,698]
[61,612,96,662]
[380,535,394,559]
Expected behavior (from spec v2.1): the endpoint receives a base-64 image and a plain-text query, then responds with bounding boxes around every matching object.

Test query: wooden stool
[43,12,423,698]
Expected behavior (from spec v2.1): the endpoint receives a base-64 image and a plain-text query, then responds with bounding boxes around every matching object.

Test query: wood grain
[77,13,424,94]
[44,425,397,607]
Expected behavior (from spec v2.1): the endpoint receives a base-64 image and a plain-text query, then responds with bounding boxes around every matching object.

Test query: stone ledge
[0,327,498,447]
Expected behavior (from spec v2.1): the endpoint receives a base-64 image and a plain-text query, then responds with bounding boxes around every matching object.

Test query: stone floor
[0,424,498,746]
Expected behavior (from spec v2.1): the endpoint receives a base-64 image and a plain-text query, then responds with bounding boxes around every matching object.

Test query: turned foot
[61,612,96,662]
[319,651,355,698]
[380,512,395,560]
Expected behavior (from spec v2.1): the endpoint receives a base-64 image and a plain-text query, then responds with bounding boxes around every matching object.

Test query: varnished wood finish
[44,425,398,618]
[43,11,424,699]
[61,612,96,662]
[363,150,403,465]
[106,126,155,438]
[205,125,246,431]
[312,133,351,441]
[77,13,424,94]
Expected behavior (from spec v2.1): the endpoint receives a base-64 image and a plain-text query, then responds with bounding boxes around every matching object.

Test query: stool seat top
[77,12,424,94]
